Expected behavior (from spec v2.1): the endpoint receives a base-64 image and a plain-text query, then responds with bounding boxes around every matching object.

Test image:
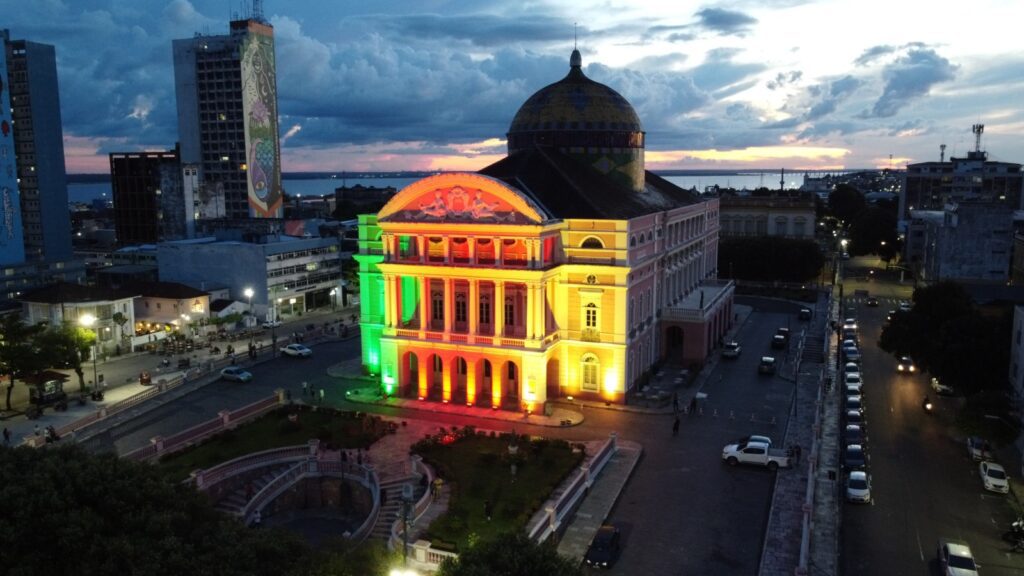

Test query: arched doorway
[428,354,443,401]
[479,359,494,407]
[546,358,560,399]
[451,357,468,404]
[665,326,684,361]
[503,360,520,410]
[400,351,419,397]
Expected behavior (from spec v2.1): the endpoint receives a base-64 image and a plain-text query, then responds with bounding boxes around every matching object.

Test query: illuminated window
[585,303,598,328]
[580,236,604,249]
[455,294,467,322]
[581,354,599,392]
[479,296,491,324]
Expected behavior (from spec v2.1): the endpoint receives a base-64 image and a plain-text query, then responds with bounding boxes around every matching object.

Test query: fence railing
[188,442,312,488]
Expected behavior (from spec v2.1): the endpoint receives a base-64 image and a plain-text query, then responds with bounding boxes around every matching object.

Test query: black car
[844,444,867,470]
[584,524,621,569]
[771,334,787,349]
[798,308,812,321]
[865,297,879,307]
[844,424,867,446]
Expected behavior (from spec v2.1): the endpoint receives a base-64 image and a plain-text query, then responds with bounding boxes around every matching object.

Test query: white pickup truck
[721,441,791,470]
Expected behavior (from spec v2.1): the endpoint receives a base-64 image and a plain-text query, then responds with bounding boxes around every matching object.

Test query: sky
[4,0,1024,174]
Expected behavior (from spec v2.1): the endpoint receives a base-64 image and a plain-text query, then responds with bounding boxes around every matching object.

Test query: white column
[469,279,479,335]
[420,276,430,331]
[382,274,394,327]
[443,277,453,334]
[494,280,505,337]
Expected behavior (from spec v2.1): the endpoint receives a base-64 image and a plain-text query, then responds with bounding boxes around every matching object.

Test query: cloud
[806,75,862,119]
[854,45,896,66]
[867,48,957,118]
[767,70,803,90]
[694,8,758,36]
[688,47,766,93]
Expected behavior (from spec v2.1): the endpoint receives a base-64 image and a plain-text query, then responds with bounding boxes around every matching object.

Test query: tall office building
[2,29,72,263]
[172,12,283,221]
[0,35,26,266]
[110,147,191,245]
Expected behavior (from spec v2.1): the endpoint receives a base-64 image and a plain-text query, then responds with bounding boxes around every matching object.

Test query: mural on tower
[0,47,25,266]
[240,28,283,218]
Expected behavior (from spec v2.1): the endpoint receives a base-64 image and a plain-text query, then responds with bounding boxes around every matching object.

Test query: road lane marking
[915,529,924,561]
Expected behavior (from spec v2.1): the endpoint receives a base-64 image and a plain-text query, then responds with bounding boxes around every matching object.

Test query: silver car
[220,366,253,382]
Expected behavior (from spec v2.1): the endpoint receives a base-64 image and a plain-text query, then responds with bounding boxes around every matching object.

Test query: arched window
[455,294,467,323]
[507,363,517,380]
[585,303,598,328]
[505,297,515,327]
[479,295,491,324]
[581,354,599,391]
[580,236,604,249]
[647,231,654,242]
[431,291,444,321]
[630,235,637,247]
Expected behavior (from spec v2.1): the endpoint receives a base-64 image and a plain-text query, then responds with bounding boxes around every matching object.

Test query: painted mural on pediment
[385,185,530,223]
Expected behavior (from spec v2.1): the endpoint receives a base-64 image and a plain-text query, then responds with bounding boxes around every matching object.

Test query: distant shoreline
[68,167,872,184]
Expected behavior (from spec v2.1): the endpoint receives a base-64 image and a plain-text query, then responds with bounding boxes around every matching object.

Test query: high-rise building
[0,34,26,266]
[109,147,191,245]
[2,29,72,263]
[173,15,283,221]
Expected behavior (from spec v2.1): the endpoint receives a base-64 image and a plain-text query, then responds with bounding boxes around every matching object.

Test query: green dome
[507,49,644,155]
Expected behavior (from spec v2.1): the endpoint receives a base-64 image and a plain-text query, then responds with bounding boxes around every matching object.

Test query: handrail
[192,443,310,487]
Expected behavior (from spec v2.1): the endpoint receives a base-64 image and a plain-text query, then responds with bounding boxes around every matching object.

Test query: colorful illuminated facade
[357,51,734,410]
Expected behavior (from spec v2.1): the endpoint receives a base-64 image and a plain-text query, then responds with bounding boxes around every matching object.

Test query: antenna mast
[940,144,946,163]
[972,124,984,153]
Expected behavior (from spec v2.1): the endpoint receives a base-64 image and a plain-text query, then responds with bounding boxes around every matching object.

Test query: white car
[980,461,1009,494]
[899,301,912,312]
[262,320,283,329]
[845,373,863,387]
[280,343,313,357]
[843,362,860,375]
[220,366,253,382]
[722,341,742,358]
[843,318,858,331]
[937,539,979,576]
[846,470,871,503]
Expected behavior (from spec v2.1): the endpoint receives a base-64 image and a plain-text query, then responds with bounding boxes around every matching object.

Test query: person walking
[318,388,325,403]
[689,396,698,415]
[302,381,309,396]
[2,427,10,445]
[672,416,680,437]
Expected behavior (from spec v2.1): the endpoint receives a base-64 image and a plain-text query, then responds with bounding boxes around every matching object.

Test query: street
[840,258,1024,575]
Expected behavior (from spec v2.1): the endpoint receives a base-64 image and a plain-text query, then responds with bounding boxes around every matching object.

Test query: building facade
[900,150,1023,223]
[110,149,190,245]
[157,234,342,323]
[356,52,731,411]
[718,194,816,239]
[173,16,283,220]
[917,202,1013,283]
[18,282,138,354]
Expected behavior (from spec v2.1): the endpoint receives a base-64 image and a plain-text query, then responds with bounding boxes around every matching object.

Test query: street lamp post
[330,288,337,311]
[244,287,254,343]
[79,314,99,396]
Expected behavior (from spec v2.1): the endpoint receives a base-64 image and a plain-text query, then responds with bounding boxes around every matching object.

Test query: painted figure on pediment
[471,192,500,219]
[420,191,449,218]
[446,187,469,216]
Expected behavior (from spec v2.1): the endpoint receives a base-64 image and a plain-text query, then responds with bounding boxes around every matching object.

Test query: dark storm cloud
[694,7,758,36]
[867,48,956,118]
[354,13,578,47]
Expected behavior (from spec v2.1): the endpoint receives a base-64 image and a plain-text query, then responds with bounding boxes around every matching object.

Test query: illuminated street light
[79,313,99,395]
[244,287,254,341]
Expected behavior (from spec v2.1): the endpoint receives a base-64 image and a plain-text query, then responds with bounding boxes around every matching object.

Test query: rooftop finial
[570,23,582,68]
[574,23,578,49]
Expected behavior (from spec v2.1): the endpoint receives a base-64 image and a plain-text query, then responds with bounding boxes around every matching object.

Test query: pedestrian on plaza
[689,396,698,415]
[318,388,325,403]
[302,381,308,396]
[3,427,10,445]
[672,416,680,437]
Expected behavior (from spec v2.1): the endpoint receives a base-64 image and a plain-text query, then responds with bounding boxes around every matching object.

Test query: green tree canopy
[0,445,307,576]
[36,322,95,392]
[827,183,866,224]
[0,315,46,410]
[878,282,1010,395]
[437,532,581,576]
[719,237,825,283]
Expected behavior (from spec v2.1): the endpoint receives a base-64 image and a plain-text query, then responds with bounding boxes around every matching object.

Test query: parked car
[843,347,862,362]
[937,539,979,576]
[845,373,863,387]
[584,524,621,569]
[798,307,812,321]
[845,410,865,426]
[931,377,955,396]
[980,461,1009,494]
[843,318,858,330]
[865,297,879,307]
[845,396,863,414]
[843,362,860,375]
[722,341,742,358]
[733,435,773,447]
[846,470,872,503]
[842,327,858,342]
[262,320,283,329]
[844,444,868,470]
[896,356,916,373]
[758,356,777,375]
[967,437,994,461]
[844,424,867,446]
[845,385,862,399]
[771,334,787,349]
[280,343,313,358]
[220,366,253,382]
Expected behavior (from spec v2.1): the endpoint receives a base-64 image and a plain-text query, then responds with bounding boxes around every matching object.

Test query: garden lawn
[158,406,387,482]
[414,431,584,551]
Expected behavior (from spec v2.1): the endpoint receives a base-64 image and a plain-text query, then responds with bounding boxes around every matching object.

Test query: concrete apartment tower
[1,30,72,263]
[172,6,283,221]
[109,147,190,245]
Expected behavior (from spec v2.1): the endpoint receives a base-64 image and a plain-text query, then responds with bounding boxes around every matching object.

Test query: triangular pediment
[377,173,545,224]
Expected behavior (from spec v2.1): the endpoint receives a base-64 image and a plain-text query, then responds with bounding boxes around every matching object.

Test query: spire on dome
[570,48,582,69]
